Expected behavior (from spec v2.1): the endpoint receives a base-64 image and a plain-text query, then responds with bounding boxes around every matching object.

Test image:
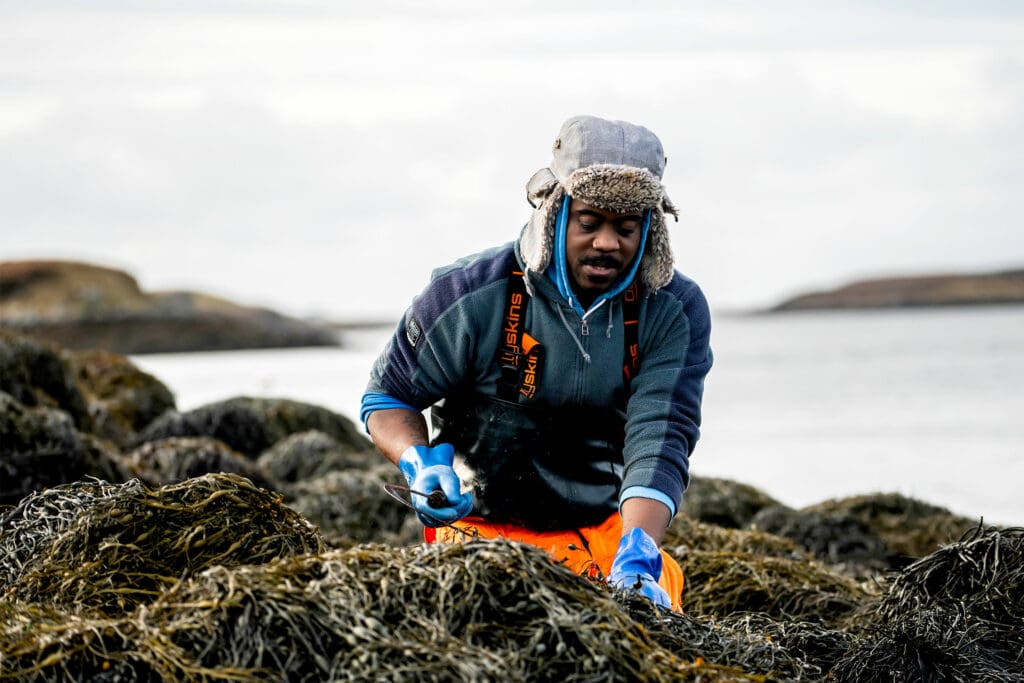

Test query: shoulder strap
[495,268,639,400]
[621,282,641,388]
[494,269,530,402]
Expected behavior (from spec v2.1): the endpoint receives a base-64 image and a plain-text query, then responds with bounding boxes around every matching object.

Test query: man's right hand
[397,443,474,527]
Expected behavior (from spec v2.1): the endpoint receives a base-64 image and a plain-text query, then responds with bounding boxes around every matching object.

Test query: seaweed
[832,526,1024,682]
[1,474,324,615]
[677,550,876,626]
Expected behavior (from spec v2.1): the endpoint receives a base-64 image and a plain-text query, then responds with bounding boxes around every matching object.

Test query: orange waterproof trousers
[426,513,684,612]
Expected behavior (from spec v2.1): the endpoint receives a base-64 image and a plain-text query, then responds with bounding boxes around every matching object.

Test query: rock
[803,493,980,563]
[65,349,177,449]
[0,332,176,450]
[750,504,891,577]
[134,401,273,457]
[252,397,375,454]
[680,476,782,528]
[664,513,806,561]
[0,391,125,506]
[134,396,374,458]
[751,493,984,577]
[284,464,419,547]
[121,437,275,489]
[0,331,91,431]
[257,429,378,483]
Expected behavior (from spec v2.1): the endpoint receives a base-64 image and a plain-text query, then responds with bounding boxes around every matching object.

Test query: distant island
[771,268,1024,312]
[0,260,340,354]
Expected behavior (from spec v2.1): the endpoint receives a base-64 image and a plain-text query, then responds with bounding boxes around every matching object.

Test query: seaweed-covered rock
[751,493,983,578]
[121,437,275,489]
[0,602,160,682]
[65,349,176,449]
[750,504,891,576]
[876,525,1024,625]
[132,401,273,457]
[714,613,857,679]
[0,479,123,592]
[1,541,777,682]
[0,391,125,506]
[664,513,807,560]
[832,526,1024,682]
[1,474,325,615]
[804,492,980,563]
[285,464,419,547]
[678,548,876,626]
[133,396,373,457]
[0,331,91,431]
[257,429,377,483]
[680,476,782,528]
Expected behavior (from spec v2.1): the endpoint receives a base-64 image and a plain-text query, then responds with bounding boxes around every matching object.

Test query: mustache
[580,255,623,269]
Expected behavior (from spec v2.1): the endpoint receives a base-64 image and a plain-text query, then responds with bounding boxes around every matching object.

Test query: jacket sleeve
[621,276,713,514]
[364,249,510,411]
[365,293,476,411]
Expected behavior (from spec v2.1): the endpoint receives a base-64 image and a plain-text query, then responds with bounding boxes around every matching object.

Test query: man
[361,115,712,611]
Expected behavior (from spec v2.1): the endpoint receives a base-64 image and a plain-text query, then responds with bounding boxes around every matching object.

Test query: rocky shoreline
[1,331,1021,681]
[770,267,1024,311]
[0,260,339,354]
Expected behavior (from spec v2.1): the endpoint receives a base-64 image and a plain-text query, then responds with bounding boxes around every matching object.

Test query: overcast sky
[2,1,1021,320]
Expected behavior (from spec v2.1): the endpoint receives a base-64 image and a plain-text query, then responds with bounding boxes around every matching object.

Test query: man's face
[565,198,644,304]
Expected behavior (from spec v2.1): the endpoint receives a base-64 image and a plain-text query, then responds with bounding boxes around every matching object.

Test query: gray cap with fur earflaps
[520,115,680,292]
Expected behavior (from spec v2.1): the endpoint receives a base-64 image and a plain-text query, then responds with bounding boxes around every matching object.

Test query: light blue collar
[550,194,650,317]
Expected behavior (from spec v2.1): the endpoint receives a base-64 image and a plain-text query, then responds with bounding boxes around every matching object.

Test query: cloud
[1,2,1021,318]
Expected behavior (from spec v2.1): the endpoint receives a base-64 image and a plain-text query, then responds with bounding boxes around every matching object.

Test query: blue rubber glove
[608,527,672,609]
[397,443,474,527]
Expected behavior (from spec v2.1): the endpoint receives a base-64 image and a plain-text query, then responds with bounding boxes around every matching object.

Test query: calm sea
[132,306,1024,526]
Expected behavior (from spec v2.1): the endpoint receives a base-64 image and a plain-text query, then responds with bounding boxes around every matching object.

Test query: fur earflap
[520,181,564,284]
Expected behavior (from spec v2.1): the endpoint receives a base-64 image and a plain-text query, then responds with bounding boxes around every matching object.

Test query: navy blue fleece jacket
[363,240,712,516]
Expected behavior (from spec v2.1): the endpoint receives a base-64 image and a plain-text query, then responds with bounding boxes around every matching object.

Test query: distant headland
[770,268,1024,312]
[0,260,340,354]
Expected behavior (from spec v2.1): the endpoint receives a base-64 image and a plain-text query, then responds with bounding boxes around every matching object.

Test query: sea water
[132,306,1024,526]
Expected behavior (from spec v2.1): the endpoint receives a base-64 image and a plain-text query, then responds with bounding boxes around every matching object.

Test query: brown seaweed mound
[679,476,782,528]
[121,437,275,489]
[804,492,980,562]
[284,465,419,547]
[133,396,374,458]
[0,474,325,615]
[256,429,377,482]
[0,392,125,506]
[679,550,875,625]
[664,513,807,560]
[832,525,1024,682]
[66,348,176,449]
[2,541,795,682]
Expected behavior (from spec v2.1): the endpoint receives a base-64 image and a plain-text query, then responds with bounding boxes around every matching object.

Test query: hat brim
[564,164,664,215]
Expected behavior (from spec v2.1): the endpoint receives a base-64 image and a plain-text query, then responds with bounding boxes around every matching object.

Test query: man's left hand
[608,527,671,609]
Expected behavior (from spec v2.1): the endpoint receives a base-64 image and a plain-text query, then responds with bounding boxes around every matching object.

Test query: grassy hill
[771,268,1024,312]
[0,260,339,354]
